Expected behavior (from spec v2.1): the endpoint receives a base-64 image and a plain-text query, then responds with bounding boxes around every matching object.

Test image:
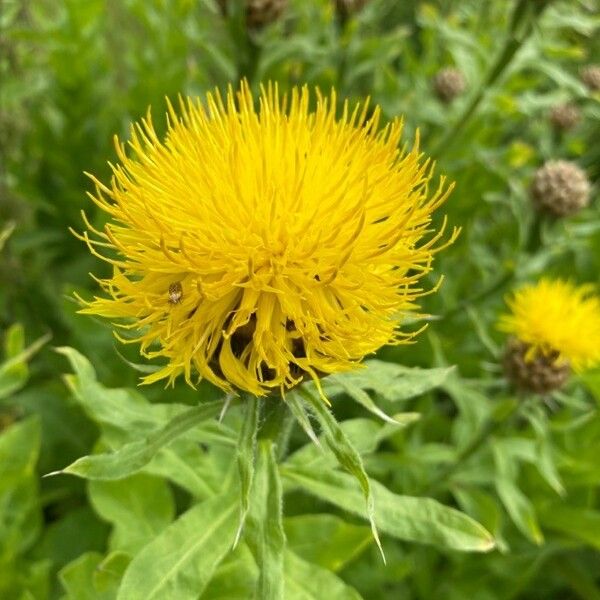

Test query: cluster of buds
[503,339,570,395]
[530,160,590,218]
[433,67,466,103]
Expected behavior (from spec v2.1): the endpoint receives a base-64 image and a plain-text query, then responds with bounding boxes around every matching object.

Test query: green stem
[238,34,261,84]
[225,2,262,84]
[431,0,548,160]
[259,399,287,441]
[276,409,295,461]
[440,166,548,322]
[257,399,293,461]
[334,4,349,91]
[525,211,544,254]
[440,268,515,322]
[423,400,522,495]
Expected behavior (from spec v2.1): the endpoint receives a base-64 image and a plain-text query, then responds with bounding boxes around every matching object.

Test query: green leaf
[539,504,600,550]
[59,552,105,600]
[201,544,258,600]
[329,374,409,425]
[580,369,600,405]
[56,347,236,452]
[0,220,15,251]
[144,440,226,499]
[36,507,109,573]
[523,405,565,496]
[4,323,24,358]
[59,551,129,599]
[0,415,40,483]
[234,396,259,547]
[453,488,508,553]
[88,474,175,554]
[51,401,228,481]
[245,440,285,600]
[300,388,385,561]
[93,552,131,595]
[284,551,363,600]
[287,418,389,473]
[117,494,237,600]
[323,360,454,403]
[282,466,495,553]
[493,441,543,544]
[0,417,41,555]
[0,328,50,400]
[284,391,321,448]
[443,377,491,433]
[495,477,543,545]
[56,346,168,431]
[284,514,371,572]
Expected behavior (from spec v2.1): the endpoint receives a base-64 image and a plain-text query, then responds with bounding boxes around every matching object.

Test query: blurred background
[1,0,599,598]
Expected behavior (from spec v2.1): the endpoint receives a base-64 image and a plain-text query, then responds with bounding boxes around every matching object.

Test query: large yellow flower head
[499,279,600,372]
[77,82,456,397]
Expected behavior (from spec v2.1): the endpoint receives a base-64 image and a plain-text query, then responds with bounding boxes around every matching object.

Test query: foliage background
[1,0,599,598]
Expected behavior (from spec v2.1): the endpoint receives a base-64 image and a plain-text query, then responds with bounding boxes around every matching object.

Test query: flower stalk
[431,0,550,160]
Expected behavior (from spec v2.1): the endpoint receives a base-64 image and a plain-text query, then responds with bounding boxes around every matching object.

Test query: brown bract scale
[216,0,286,27]
[503,338,570,395]
[433,68,466,103]
[530,160,590,218]
[246,0,287,28]
[549,103,580,132]
[581,64,600,91]
[335,0,370,17]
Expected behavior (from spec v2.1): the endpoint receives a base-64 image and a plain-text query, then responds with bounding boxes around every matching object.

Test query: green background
[1,0,600,598]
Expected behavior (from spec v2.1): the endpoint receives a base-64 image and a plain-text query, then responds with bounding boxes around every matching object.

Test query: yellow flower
[499,279,600,372]
[76,82,457,397]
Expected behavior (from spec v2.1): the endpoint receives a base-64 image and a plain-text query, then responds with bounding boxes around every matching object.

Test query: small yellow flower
[76,82,457,397]
[499,279,600,372]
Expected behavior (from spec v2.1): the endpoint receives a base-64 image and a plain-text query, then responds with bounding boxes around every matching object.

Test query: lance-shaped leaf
[284,391,321,448]
[245,439,286,600]
[284,551,363,600]
[330,374,413,425]
[234,396,260,547]
[323,360,454,403]
[282,466,495,553]
[0,326,51,400]
[284,514,371,572]
[300,388,385,561]
[88,474,175,554]
[49,400,228,481]
[116,494,237,600]
[539,504,600,551]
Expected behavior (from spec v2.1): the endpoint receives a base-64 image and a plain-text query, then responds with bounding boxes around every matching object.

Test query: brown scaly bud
[503,338,570,395]
[335,0,370,18]
[530,160,590,218]
[548,103,580,132]
[581,64,600,91]
[215,0,227,17]
[246,0,287,28]
[433,68,466,103]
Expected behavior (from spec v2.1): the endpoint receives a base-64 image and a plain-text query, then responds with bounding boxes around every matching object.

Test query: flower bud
[581,64,600,91]
[503,338,570,395]
[433,68,466,103]
[334,0,370,18]
[246,0,287,28]
[530,160,590,218]
[548,103,580,132]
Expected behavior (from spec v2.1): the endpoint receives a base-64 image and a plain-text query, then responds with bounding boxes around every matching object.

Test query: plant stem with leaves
[432,0,550,159]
